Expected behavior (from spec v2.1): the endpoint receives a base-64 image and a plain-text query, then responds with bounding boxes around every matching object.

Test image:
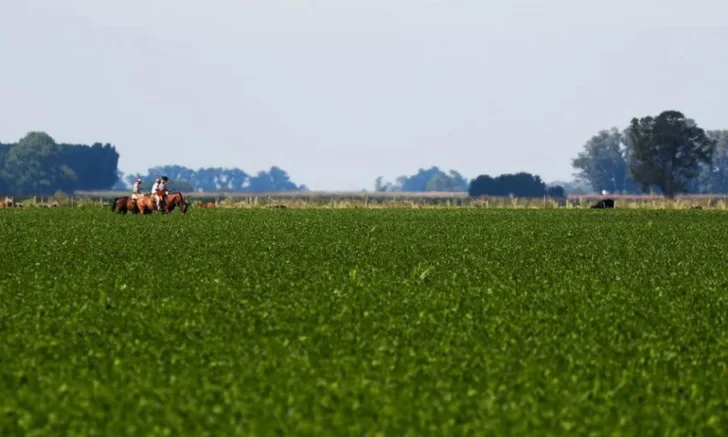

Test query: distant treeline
[0,132,307,196]
[375,167,564,198]
[6,110,728,199]
[121,165,307,193]
[0,132,119,196]
[571,113,728,197]
[375,167,469,192]
[469,173,565,198]
[390,111,728,199]
[0,133,567,199]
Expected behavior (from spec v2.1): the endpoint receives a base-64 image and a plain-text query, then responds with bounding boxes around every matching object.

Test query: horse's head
[166,192,189,213]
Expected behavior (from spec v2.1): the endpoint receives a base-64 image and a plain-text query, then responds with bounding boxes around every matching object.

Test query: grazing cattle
[2,197,13,209]
[691,206,703,210]
[591,199,615,209]
[199,202,217,209]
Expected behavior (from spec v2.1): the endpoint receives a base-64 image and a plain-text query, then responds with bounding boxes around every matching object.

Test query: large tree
[628,111,715,198]
[59,142,119,191]
[0,132,119,195]
[1,132,78,195]
[247,166,302,192]
[572,128,631,194]
[469,172,548,197]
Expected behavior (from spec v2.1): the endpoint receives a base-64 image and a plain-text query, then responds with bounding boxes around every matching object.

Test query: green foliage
[572,128,637,194]
[2,132,71,196]
[0,132,119,196]
[3,209,727,434]
[0,144,9,195]
[468,172,548,197]
[61,142,120,191]
[128,165,306,193]
[569,121,728,195]
[691,130,728,193]
[628,111,715,198]
[376,167,468,192]
[546,185,565,198]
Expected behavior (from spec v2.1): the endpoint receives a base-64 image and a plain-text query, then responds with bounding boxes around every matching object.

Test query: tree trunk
[664,160,674,199]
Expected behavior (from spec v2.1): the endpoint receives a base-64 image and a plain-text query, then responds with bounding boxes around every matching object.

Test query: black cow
[591,199,615,209]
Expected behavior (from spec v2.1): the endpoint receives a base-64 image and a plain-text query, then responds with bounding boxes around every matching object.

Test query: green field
[2,208,728,435]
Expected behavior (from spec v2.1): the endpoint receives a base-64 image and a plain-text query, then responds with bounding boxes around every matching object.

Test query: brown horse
[165,192,189,214]
[136,192,167,215]
[111,196,139,214]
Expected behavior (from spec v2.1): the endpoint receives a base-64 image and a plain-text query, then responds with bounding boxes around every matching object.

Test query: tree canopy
[126,165,306,193]
[5,114,728,199]
[690,130,728,194]
[375,167,468,192]
[0,132,119,196]
[628,111,715,198]
[572,128,636,194]
[570,115,728,196]
[0,133,305,196]
[469,172,560,198]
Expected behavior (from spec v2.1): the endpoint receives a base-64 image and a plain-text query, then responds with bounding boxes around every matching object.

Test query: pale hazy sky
[1,1,727,190]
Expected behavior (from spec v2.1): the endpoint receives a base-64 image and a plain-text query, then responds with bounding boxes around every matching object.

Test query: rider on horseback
[151,177,162,211]
[131,177,143,201]
[150,176,169,211]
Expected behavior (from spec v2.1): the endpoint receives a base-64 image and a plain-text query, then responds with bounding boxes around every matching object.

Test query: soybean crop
[2,208,728,435]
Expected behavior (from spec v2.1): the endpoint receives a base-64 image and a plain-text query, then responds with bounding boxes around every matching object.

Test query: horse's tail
[111,198,118,212]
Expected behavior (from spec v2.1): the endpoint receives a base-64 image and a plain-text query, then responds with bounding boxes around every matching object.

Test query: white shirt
[151,182,160,194]
[132,181,142,194]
